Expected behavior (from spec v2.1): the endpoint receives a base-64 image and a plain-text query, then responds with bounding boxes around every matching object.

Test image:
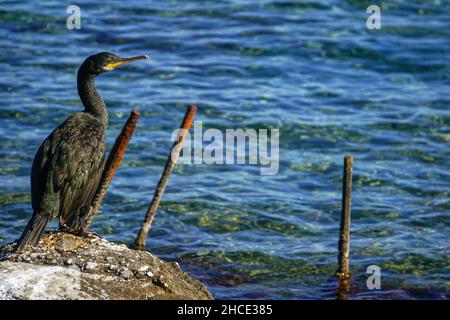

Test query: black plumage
[15,52,149,251]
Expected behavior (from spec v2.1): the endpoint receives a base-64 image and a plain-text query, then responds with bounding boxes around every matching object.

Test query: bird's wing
[31,113,105,223]
[31,123,65,216]
[31,139,50,213]
[56,113,106,225]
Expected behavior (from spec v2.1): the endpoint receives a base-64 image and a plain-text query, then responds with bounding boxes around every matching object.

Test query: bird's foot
[59,224,101,239]
[60,224,76,233]
[76,227,102,239]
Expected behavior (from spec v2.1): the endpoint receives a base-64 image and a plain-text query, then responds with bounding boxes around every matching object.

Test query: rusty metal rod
[85,109,141,228]
[336,155,353,290]
[133,105,197,250]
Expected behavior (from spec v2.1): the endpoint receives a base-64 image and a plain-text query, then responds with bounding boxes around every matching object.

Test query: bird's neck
[77,70,108,126]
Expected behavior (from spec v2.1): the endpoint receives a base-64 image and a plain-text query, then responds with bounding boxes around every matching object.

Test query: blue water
[0,0,449,299]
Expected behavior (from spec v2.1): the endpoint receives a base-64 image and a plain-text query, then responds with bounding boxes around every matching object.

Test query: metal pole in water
[133,105,197,250]
[336,155,353,292]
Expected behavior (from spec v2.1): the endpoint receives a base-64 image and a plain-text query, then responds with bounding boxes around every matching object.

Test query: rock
[119,268,133,279]
[170,262,182,271]
[137,265,149,272]
[0,261,93,300]
[84,262,97,271]
[0,231,212,300]
[108,264,117,271]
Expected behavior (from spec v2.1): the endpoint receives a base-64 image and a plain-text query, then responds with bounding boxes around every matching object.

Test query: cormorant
[15,52,149,252]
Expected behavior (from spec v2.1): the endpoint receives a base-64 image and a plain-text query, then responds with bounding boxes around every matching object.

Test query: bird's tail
[15,213,50,252]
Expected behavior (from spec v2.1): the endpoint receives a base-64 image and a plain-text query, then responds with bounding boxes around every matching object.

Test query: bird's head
[80,52,149,76]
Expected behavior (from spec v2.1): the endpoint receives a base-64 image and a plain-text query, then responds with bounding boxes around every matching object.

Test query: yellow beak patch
[105,61,127,70]
[105,55,149,70]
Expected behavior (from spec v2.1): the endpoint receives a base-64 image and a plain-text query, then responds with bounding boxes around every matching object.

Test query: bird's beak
[106,55,150,70]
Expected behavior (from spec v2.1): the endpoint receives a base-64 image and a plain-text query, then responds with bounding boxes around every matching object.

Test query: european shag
[15,52,149,252]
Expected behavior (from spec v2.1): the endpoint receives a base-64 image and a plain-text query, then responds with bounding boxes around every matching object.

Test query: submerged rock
[0,231,213,300]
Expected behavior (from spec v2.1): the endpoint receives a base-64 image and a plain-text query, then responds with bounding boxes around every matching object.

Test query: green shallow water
[0,0,449,299]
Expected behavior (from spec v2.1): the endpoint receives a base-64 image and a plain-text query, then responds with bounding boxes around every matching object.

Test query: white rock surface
[0,262,92,300]
[0,232,213,300]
